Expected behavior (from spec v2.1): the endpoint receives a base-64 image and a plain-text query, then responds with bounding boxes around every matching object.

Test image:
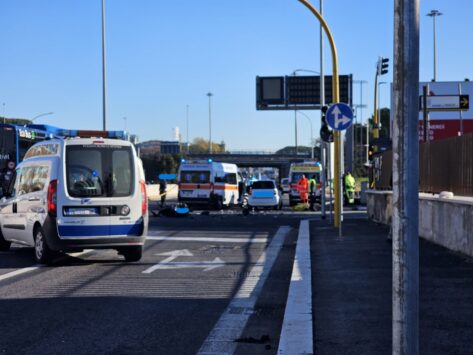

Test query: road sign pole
[298,0,341,227]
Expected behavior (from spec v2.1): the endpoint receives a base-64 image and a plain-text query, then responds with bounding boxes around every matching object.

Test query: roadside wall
[367,190,473,256]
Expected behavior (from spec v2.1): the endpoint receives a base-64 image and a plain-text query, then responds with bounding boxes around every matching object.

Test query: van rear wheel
[122,246,143,262]
[34,226,55,264]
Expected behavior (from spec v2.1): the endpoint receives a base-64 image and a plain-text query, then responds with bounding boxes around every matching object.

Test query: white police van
[0,135,148,264]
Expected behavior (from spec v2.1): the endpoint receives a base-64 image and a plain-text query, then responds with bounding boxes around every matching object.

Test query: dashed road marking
[0,250,93,283]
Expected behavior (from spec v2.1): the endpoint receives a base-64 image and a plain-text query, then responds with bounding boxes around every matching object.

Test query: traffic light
[320,105,333,143]
[377,57,389,75]
[368,145,375,161]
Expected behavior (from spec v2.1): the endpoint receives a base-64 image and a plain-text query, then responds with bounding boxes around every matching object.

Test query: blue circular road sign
[326,103,354,131]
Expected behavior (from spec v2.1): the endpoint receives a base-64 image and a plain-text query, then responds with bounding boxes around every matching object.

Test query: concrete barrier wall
[367,190,473,256]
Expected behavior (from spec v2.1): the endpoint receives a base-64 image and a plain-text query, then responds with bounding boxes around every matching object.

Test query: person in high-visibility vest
[297,174,309,205]
[344,171,356,205]
[308,175,317,210]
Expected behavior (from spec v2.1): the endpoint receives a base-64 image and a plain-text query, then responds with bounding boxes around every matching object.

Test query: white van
[177,159,240,209]
[0,137,148,264]
[288,161,323,206]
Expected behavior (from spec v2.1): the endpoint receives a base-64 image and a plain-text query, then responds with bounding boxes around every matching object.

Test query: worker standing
[344,171,356,205]
[308,174,317,210]
[297,174,309,206]
[159,178,167,207]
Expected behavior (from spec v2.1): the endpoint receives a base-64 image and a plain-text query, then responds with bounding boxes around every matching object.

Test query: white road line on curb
[197,226,290,355]
[146,236,268,244]
[278,219,313,355]
[0,249,93,283]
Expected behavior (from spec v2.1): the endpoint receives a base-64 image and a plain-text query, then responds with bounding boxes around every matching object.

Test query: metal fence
[372,133,473,196]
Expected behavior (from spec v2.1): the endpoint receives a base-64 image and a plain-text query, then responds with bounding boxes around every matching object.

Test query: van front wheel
[0,229,11,251]
[34,226,55,264]
[122,246,143,262]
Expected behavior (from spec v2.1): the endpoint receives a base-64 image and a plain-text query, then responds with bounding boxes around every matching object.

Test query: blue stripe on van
[58,223,143,237]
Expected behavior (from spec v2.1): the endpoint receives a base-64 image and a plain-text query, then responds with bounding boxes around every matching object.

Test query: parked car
[281,177,290,194]
[0,136,148,264]
[247,180,282,210]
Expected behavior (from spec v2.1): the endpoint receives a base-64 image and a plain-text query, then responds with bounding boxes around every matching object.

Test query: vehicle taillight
[140,181,147,215]
[47,180,57,216]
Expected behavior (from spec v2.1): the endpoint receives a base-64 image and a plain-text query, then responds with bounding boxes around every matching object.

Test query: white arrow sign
[331,105,351,129]
[142,249,226,274]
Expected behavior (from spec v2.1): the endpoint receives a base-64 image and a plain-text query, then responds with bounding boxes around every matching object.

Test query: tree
[140,153,180,183]
[188,137,226,154]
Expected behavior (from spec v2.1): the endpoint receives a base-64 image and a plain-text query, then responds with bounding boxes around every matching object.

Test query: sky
[1,0,471,151]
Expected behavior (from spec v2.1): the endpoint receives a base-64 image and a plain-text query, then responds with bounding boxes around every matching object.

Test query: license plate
[64,207,99,216]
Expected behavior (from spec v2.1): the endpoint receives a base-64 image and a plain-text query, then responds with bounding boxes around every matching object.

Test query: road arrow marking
[331,106,351,129]
[142,249,225,274]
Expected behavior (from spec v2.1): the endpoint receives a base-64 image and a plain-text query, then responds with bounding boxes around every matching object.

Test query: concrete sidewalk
[310,214,473,354]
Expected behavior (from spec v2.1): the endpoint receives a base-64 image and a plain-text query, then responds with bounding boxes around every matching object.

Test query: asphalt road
[0,205,306,355]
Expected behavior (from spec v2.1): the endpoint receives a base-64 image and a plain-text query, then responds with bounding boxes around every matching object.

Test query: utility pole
[393,0,420,354]
[101,0,107,130]
[319,0,326,219]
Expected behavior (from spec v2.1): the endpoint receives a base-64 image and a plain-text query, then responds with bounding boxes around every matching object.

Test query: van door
[61,144,111,238]
[61,143,140,238]
[15,165,48,246]
[0,168,29,244]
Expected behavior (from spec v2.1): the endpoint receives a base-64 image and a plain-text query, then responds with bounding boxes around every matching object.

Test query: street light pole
[292,69,320,156]
[31,112,54,123]
[186,104,190,154]
[123,116,127,131]
[101,0,107,130]
[427,9,442,82]
[207,93,213,154]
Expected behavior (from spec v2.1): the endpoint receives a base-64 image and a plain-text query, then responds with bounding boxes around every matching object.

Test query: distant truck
[177,159,241,209]
[288,161,323,206]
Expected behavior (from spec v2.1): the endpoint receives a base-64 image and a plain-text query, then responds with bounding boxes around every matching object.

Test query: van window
[66,145,134,197]
[180,171,210,183]
[223,173,237,185]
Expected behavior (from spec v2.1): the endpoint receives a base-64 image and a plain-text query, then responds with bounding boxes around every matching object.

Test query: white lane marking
[0,267,41,282]
[146,236,268,243]
[278,220,313,355]
[143,249,226,273]
[0,249,93,283]
[197,226,290,355]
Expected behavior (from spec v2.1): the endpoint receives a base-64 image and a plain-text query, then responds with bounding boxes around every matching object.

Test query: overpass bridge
[185,152,314,179]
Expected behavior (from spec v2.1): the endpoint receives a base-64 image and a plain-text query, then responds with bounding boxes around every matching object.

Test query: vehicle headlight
[120,205,131,216]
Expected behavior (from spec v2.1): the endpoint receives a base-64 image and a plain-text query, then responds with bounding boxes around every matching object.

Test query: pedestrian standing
[159,179,167,207]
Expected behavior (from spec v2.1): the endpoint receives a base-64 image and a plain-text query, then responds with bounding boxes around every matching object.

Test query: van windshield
[66,145,134,197]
